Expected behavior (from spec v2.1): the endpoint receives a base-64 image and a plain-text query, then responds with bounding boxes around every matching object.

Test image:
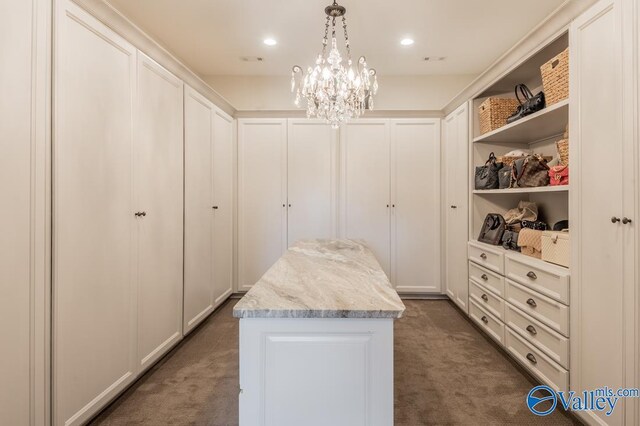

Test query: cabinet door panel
[238,119,287,290]
[287,120,337,246]
[53,2,137,425]
[444,104,469,309]
[136,53,184,369]
[340,121,391,276]
[212,109,234,304]
[570,2,626,425]
[184,87,215,333]
[391,119,441,293]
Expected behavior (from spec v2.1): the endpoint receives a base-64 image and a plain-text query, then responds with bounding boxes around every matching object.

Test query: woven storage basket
[541,48,569,105]
[478,98,519,135]
[498,155,552,167]
[556,139,569,166]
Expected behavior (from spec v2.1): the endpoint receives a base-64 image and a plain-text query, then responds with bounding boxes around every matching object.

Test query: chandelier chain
[342,16,351,62]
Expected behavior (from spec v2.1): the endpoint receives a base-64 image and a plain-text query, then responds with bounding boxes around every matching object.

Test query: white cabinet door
[570,1,632,425]
[53,2,137,425]
[184,86,215,333]
[238,119,288,290]
[390,119,441,293]
[135,53,184,370]
[340,120,391,276]
[444,104,469,310]
[287,119,337,246]
[212,108,234,304]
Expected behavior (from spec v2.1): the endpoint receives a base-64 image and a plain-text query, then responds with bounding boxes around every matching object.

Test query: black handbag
[478,213,506,245]
[498,166,512,189]
[502,229,520,251]
[506,84,546,124]
[522,220,548,231]
[475,152,503,190]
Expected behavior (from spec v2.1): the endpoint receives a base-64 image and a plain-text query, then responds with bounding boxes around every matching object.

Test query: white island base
[239,317,394,426]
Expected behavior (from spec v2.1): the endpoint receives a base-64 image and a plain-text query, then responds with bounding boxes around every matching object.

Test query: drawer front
[505,328,568,392]
[505,255,569,304]
[505,303,569,369]
[469,262,505,297]
[505,280,569,337]
[469,280,504,320]
[469,300,504,346]
[468,242,504,274]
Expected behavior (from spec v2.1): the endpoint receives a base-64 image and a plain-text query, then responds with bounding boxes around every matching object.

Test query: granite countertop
[233,239,406,319]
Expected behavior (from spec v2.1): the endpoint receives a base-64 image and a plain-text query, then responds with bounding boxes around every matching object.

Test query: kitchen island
[233,239,405,426]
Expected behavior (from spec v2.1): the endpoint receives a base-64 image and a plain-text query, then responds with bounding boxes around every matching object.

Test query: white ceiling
[107,0,566,77]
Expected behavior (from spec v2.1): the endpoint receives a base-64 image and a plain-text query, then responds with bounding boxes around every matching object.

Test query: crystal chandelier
[291,0,378,129]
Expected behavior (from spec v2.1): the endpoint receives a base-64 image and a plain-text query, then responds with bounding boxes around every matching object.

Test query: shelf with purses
[473,185,568,195]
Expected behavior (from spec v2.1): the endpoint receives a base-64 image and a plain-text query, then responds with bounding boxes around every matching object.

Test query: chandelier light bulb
[290,0,378,128]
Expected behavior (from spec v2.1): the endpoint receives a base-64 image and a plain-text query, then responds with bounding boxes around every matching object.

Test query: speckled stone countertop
[233,239,406,319]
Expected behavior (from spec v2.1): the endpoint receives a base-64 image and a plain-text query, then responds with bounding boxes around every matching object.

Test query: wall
[0,0,51,424]
[205,75,476,112]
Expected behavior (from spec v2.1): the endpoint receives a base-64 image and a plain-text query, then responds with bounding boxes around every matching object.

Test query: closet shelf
[473,99,569,144]
[473,186,569,195]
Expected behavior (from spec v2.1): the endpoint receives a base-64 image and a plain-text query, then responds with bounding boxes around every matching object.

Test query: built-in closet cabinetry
[183,86,234,334]
[340,119,442,293]
[570,0,638,424]
[443,103,470,312]
[53,2,235,424]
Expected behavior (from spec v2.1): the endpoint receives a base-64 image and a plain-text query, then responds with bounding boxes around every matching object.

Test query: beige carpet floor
[90,299,579,425]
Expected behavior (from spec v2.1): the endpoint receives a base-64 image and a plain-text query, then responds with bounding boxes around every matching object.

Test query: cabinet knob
[623,217,633,224]
[212,206,219,210]
[288,204,291,207]
[526,353,537,364]
[283,204,286,207]
[481,274,488,281]
[135,211,146,217]
[481,316,488,324]
[481,293,488,302]
[526,298,537,308]
[611,216,621,223]
[480,253,487,260]
[141,211,146,217]
[526,325,537,335]
[386,204,389,208]
[450,205,457,209]
[526,271,537,280]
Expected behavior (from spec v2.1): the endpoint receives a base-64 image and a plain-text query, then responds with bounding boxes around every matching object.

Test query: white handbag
[541,230,570,267]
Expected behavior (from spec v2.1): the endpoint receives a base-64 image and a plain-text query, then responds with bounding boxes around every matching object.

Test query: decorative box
[541,230,570,268]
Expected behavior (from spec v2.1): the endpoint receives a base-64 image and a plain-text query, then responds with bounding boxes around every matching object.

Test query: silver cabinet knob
[623,217,633,224]
[612,216,621,223]
[526,298,537,308]
[526,325,537,335]
[526,353,537,364]
[480,253,487,260]
[526,271,537,280]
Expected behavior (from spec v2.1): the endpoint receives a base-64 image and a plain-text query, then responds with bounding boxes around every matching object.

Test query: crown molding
[233,110,444,119]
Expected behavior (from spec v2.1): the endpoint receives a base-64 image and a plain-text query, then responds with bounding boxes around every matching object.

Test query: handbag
[503,201,538,225]
[522,220,548,231]
[478,213,506,245]
[498,166,513,189]
[513,154,550,188]
[506,84,546,124]
[502,229,520,251]
[549,165,569,186]
[475,152,503,190]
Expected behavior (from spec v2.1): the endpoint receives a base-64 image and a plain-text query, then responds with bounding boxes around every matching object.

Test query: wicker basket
[556,139,569,166]
[478,97,519,135]
[541,48,569,105]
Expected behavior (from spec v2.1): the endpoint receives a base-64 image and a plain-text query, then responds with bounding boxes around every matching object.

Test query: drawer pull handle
[526,325,537,335]
[526,271,537,280]
[526,353,537,364]
[480,253,487,260]
[481,274,488,281]
[481,316,488,324]
[481,294,489,302]
[526,298,537,308]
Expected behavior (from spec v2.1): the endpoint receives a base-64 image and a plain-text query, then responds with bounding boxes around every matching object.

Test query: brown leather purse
[513,155,550,187]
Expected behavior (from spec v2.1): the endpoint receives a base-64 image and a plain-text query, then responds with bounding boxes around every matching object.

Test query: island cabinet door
[339,120,391,276]
[184,86,216,334]
[135,52,184,369]
[287,119,338,246]
[444,104,469,310]
[238,119,288,291]
[390,119,441,293]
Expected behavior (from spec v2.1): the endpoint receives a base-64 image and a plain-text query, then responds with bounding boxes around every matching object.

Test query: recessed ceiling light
[263,38,277,46]
[400,38,414,46]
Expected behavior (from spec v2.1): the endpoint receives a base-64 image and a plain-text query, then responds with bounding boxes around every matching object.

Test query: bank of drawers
[467,240,570,392]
